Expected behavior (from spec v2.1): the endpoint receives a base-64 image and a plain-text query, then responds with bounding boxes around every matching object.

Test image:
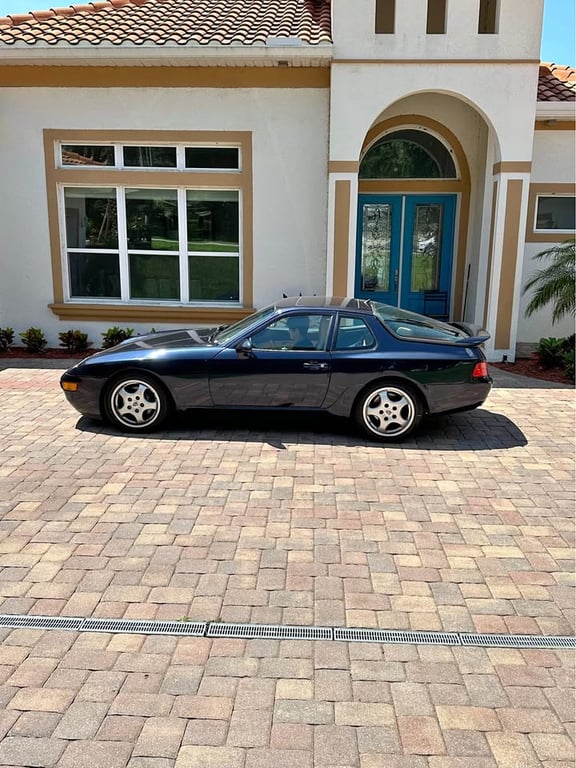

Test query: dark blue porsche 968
[60,296,492,441]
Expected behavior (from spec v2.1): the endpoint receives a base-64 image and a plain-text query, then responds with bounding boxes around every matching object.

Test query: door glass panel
[360,204,391,292]
[411,204,442,291]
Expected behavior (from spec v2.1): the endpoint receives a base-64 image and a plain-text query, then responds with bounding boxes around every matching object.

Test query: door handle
[303,361,329,371]
[394,269,399,290]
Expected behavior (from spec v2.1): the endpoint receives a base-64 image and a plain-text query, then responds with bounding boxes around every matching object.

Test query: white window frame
[60,183,242,307]
[533,194,576,235]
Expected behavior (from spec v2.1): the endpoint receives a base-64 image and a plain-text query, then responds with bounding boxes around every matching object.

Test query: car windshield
[212,304,277,345]
[371,302,469,342]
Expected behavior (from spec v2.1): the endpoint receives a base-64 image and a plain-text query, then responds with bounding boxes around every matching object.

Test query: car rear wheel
[354,381,423,441]
[104,374,170,432]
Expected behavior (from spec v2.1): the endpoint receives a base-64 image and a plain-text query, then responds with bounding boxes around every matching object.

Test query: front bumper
[60,373,104,420]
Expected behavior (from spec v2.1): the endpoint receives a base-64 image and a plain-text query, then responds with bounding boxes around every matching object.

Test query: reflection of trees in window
[187,198,239,251]
[87,198,118,248]
[360,130,456,179]
[123,146,177,168]
[125,192,178,250]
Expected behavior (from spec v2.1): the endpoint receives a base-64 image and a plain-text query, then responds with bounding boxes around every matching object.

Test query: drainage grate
[334,628,461,645]
[460,633,576,649]
[207,623,333,640]
[0,614,83,631]
[81,618,206,636]
[0,613,574,649]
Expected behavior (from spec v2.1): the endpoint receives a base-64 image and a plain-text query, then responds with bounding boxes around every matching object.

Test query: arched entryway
[355,115,471,319]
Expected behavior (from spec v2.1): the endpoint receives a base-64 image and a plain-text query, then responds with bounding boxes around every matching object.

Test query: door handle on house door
[394,269,399,290]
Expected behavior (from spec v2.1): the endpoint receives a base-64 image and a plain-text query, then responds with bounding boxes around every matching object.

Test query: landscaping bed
[491,355,574,385]
[0,348,95,360]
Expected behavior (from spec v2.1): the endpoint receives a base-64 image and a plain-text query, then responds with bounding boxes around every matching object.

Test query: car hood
[88,328,219,359]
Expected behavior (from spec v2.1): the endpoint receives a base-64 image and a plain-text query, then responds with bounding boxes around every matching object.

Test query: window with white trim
[534,195,576,233]
[59,143,242,305]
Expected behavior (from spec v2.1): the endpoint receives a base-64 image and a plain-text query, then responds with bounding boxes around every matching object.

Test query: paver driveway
[0,366,574,767]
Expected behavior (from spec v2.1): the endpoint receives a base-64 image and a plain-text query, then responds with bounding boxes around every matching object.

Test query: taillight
[472,361,488,378]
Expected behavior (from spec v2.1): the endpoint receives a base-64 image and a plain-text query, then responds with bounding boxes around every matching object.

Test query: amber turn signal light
[61,381,78,392]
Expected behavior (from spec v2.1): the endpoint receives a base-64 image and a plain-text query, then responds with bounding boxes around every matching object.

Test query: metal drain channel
[0,614,574,649]
[207,623,332,640]
[0,614,83,631]
[82,618,206,636]
[460,633,576,649]
[334,628,461,645]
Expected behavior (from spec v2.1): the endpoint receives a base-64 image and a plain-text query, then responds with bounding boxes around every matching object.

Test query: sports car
[60,296,492,441]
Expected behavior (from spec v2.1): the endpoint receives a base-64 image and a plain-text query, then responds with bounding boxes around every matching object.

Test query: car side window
[334,316,376,350]
[250,314,329,351]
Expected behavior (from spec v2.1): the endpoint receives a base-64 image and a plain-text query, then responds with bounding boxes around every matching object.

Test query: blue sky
[0,0,574,65]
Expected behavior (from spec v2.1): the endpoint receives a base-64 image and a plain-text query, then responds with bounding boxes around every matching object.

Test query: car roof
[274,296,373,313]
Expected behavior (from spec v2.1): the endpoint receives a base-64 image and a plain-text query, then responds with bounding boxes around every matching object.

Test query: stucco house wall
[517,129,576,348]
[0,86,329,344]
[0,0,573,358]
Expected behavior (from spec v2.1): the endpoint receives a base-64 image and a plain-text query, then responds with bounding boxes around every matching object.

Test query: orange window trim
[44,129,253,314]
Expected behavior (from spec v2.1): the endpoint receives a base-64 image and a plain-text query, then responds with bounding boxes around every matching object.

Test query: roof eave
[535,102,576,119]
[0,42,333,67]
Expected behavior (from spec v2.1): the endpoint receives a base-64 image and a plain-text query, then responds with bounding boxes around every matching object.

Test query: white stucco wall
[329,62,538,162]
[0,86,329,345]
[332,0,544,62]
[517,129,576,345]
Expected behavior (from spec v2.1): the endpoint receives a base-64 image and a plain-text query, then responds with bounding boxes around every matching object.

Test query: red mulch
[491,354,573,385]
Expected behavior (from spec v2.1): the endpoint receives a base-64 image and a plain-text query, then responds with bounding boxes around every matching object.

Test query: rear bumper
[426,379,492,415]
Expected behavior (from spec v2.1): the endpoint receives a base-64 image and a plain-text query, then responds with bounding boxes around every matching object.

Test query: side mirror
[236,338,254,357]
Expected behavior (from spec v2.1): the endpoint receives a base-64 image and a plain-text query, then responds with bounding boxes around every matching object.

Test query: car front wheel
[104,374,170,432]
[354,382,423,441]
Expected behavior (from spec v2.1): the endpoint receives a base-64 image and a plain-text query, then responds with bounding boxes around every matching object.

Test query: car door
[208,313,333,408]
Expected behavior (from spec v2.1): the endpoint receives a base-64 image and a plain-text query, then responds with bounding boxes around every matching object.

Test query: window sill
[48,303,254,324]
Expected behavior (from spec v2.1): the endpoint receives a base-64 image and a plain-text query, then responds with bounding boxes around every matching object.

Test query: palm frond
[522,239,576,323]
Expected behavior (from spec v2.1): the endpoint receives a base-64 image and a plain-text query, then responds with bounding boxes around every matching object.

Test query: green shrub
[535,337,565,369]
[561,349,575,381]
[58,329,92,352]
[0,327,14,352]
[561,333,575,354]
[101,326,134,349]
[20,327,47,354]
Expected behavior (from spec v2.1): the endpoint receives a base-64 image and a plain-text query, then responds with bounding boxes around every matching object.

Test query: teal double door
[355,194,456,316]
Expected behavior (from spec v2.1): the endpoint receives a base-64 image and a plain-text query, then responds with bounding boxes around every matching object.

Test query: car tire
[354,381,423,442]
[104,373,171,433]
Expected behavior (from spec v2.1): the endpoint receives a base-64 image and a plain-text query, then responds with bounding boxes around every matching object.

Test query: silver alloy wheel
[109,378,162,429]
[361,385,416,438]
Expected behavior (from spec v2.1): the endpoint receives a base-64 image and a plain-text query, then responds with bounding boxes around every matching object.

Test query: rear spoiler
[450,322,491,347]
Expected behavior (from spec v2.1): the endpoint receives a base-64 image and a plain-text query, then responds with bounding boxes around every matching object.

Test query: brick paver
[0,367,574,766]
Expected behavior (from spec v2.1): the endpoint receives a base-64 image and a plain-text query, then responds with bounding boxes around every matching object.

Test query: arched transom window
[360,129,458,179]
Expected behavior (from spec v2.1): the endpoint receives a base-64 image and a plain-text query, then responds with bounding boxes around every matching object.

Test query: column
[483,162,532,362]
[326,162,359,297]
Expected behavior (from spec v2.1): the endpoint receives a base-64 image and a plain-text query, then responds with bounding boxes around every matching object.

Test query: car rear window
[371,302,469,342]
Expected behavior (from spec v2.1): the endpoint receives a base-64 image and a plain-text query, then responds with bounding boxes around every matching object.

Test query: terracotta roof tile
[538,62,576,101]
[0,0,332,47]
